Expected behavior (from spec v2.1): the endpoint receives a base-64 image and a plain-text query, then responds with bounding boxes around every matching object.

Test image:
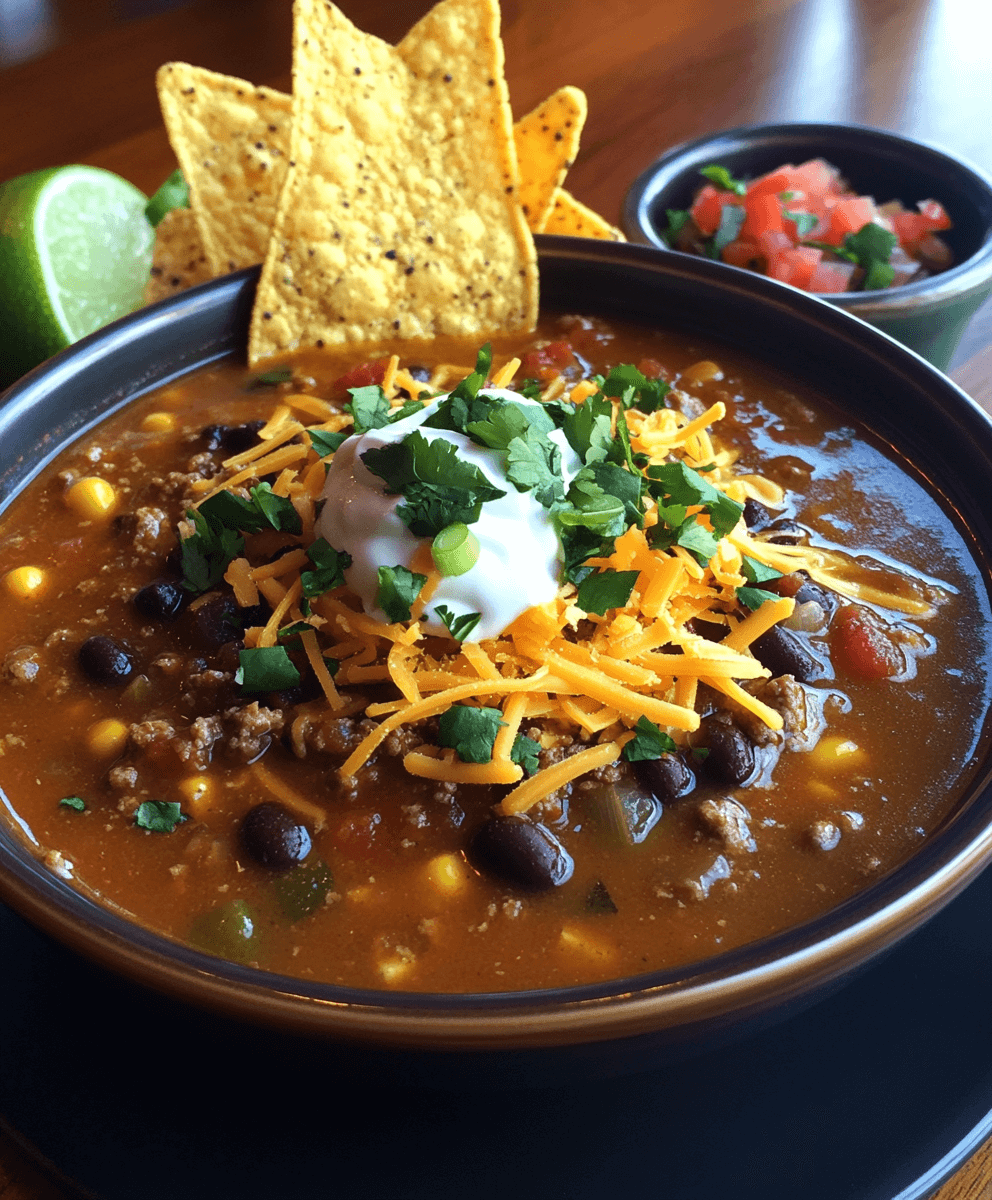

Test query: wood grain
[1,1,991,1195]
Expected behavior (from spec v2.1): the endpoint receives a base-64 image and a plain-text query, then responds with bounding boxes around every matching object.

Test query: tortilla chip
[248,0,537,363]
[544,188,625,241]
[143,206,213,304]
[157,63,292,276]
[514,87,587,233]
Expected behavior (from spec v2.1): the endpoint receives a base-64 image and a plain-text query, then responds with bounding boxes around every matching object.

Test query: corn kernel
[66,477,117,519]
[177,776,214,820]
[809,735,867,770]
[681,359,724,385]
[425,852,467,896]
[3,565,46,599]
[807,779,841,803]
[378,956,415,984]
[85,718,129,758]
[141,411,176,433]
[559,923,615,963]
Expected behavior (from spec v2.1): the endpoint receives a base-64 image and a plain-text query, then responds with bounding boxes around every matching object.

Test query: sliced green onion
[431,523,480,576]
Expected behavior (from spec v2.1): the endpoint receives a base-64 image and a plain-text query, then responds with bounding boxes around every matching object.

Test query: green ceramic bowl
[623,122,992,370]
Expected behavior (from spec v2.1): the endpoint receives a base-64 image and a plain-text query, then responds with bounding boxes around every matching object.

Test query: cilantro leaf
[844,222,898,270]
[179,507,244,594]
[601,364,670,413]
[553,470,626,530]
[558,524,620,586]
[623,716,678,762]
[307,428,348,457]
[560,393,613,465]
[646,461,743,536]
[516,378,543,401]
[737,586,781,610]
[505,429,565,507]
[197,483,301,536]
[741,555,782,585]
[586,462,643,527]
[710,203,747,255]
[376,564,427,623]
[244,365,293,390]
[59,796,86,812]
[510,732,542,775]
[300,538,352,598]
[466,398,554,449]
[363,431,506,538]
[438,704,503,763]
[699,164,747,195]
[576,569,639,616]
[676,521,721,565]
[236,645,301,692]
[423,344,493,433]
[345,385,391,433]
[134,800,187,833]
[434,605,481,642]
[863,259,896,290]
[662,208,691,246]
[802,240,859,264]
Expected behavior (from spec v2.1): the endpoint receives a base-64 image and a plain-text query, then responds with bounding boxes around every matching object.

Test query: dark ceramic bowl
[623,122,992,370]
[2,240,992,1084]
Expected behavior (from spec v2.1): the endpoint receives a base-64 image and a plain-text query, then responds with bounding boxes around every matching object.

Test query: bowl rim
[622,119,992,313]
[2,241,992,1050]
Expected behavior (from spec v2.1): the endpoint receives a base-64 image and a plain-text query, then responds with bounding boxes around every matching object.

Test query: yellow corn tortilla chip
[143,206,213,304]
[544,188,625,240]
[157,63,292,275]
[249,0,537,363]
[514,86,587,233]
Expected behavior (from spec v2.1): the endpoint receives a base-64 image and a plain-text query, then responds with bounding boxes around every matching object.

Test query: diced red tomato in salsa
[333,358,390,395]
[832,608,903,681]
[520,340,575,379]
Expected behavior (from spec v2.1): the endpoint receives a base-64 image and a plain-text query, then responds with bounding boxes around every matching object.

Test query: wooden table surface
[1,0,990,1196]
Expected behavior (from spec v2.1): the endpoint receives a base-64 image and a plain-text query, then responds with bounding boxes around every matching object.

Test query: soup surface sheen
[0,315,989,993]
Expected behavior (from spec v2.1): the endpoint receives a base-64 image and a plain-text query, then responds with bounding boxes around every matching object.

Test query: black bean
[134,578,187,622]
[686,617,726,643]
[192,596,242,647]
[408,365,432,382]
[750,623,819,682]
[241,802,312,871]
[468,816,574,892]
[793,577,837,619]
[766,519,804,544]
[271,666,325,708]
[699,719,755,786]
[742,498,772,531]
[78,636,135,685]
[632,753,696,803]
[201,421,265,454]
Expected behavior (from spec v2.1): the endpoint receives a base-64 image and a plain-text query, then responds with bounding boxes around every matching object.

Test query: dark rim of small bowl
[1,242,992,1040]
[623,121,992,309]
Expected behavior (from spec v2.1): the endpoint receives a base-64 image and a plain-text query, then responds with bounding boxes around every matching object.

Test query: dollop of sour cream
[316,389,580,640]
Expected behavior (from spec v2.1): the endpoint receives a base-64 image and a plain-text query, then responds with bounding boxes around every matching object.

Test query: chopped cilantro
[59,796,86,812]
[863,259,896,290]
[179,507,244,594]
[510,732,542,776]
[244,365,293,390]
[784,210,819,238]
[662,208,691,246]
[675,521,721,565]
[505,428,565,507]
[434,605,481,642]
[700,164,747,195]
[601,364,670,413]
[560,393,613,465]
[802,240,859,264]
[558,524,619,586]
[236,645,301,692]
[465,397,554,450]
[300,538,352,598]
[553,470,626,531]
[134,800,187,833]
[737,585,782,610]
[376,564,427,623]
[646,461,743,537]
[307,428,348,458]
[576,569,639,616]
[345,385,391,433]
[844,222,898,269]
[362,431,506,538]
[197,483,301,536]
[438,704,504,763]
[623,716,678,762]
[741,555,782,585]
[422,344,493,433]
[710,203,747,256]
[516,378,543,400]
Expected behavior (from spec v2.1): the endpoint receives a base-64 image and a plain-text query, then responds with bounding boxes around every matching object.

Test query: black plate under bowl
[2,239,992,1085]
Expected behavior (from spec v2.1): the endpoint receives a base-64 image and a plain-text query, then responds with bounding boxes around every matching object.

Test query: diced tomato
[741,192,785,242]
[767,246,823,289]
[892,200,953,251]
[333,810,387,861]
[745,168,795,200]
[691,184,739,237]
[817,196,878,246]
[721,238,762,268]
[808,260,857,293]
[636,357,664,379]
[789,158,843,198]
[333,358,389,395]
[832,608,902,681]
[521,340,574,380]
[918,199,952,230]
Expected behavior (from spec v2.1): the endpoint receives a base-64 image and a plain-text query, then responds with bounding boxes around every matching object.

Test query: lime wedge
[0,165,154,387]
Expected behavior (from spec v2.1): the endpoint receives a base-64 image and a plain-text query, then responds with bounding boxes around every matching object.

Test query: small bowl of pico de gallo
[623,122,992,370]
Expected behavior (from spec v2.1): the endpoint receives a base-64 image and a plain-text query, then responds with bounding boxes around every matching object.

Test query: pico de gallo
[662,160,953,294]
